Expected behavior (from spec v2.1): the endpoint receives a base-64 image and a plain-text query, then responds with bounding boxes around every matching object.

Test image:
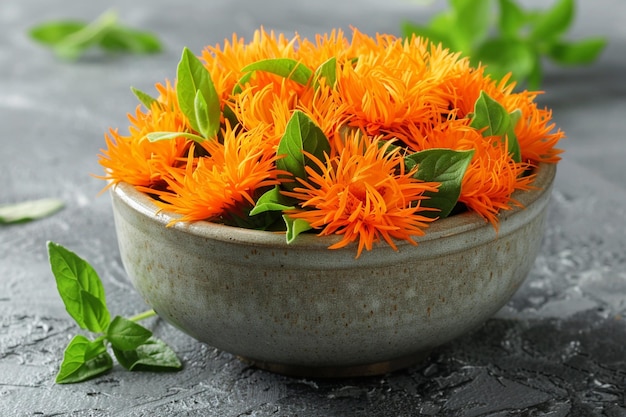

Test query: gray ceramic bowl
[110,163,556,377]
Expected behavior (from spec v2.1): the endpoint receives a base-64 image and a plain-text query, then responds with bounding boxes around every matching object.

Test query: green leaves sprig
[406,149,474,218]
[48,242,182,384]
[29,10,162,60]
[402,0,607,89]
[469,91,522,162]
[177,48,221,139]
[0,198,64,225]
[139,48,222,144]
[251,110,329,241]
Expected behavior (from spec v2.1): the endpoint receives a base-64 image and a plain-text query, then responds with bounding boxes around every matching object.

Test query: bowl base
[237,351,432,378]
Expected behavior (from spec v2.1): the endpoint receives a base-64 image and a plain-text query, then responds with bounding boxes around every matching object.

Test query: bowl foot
[237,351,432,378]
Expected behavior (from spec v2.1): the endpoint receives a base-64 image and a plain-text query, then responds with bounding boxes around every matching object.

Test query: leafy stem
[29,9,162,60]
[402,0,606,89]
[128,309,158,322]
[47,242,182,384]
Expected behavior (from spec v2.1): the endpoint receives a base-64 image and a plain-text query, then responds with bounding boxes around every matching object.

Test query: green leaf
[313,57,337,89]
[506,109,522,163]
[56,335,113,384]
[145,131,207,143]
[106,316,152,351]
[0,198,64,224]
[530,0,574,42]
[472,38,535,84]
[452,0,492,50]
[240,58,313,86]
[29,21,86,46]
[547,38,607,65]
[232,71,254,95]
[283,215,312,244]
[406,149,474,218]
[112,337,183,372]
[176,47,221,138]
[51,10,119,60]
[47,242,110,333]
[130,86,158,109]
[194,90,211,138]
[29,10,162,60]
[470,91,522,162]
[99,26,162,54]
[223,105,240,128]
[498,0,527,38]
[276,111,330,190]
[249,186,295,216]
[470,91,510,137]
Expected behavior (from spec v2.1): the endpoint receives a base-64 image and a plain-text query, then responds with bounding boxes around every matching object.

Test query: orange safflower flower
[401,118,534,225]
[284,132,439,257]
[336,35,451,141]
[99,27,565,253]
[502,91,565,163]
[98,81,189,189]
[153,124,284,224]
[459,139,535,227]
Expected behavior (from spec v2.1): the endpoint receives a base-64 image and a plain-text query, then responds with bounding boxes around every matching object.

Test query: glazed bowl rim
[110,162,556,250]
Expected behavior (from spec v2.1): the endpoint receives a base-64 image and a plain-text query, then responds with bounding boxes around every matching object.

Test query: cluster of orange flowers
[99,28,563,256]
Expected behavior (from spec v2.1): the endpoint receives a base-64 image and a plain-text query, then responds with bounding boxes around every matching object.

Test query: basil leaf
[223,105,239,129]
[176,47,221,138]
[470,91,522,162]
[547,38,607,65]
[52,10,119,60]
[0,198,64,224]
[283,215,312,244]
[530,0,574,42]
[407,149,474,218]
[276,110,330,189]
[112,337,183,372]
[453,0,491,50]
[99,26,162,54]
[194,90,211,138]
[131,86,158,109]
[145,131,207,143]
[472,38,535,87]
[47,242,110,333]
[29,21,86,46]
[313,57,337,89]
[507,109,522,163]
[106,316,152,351]
[498,0,526,38]
[232,71,254,95]
[470,91,510,137]
[56,335,113,384]
[240,58,313,86]
[250,186,295,216]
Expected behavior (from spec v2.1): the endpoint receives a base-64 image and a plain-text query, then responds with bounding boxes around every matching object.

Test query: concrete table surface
[1,0,625,416]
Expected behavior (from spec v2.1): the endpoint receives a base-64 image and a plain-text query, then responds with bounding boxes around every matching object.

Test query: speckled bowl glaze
[110,163,556,378]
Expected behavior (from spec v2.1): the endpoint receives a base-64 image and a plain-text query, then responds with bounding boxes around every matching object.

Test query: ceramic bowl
[110,163,556,378]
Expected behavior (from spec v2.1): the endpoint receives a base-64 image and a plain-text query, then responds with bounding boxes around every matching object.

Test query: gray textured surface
[1,0,625,416]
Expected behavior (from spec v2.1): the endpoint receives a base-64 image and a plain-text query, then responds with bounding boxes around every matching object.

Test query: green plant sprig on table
[29,9,162,60]
[402,0,607,89]
[47,241,182,384]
